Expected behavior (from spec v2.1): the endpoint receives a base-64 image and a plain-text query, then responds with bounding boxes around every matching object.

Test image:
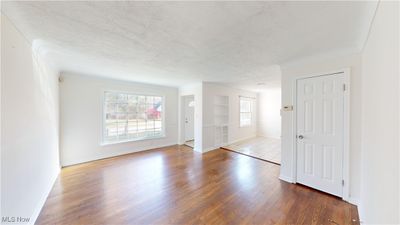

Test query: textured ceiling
[1,1,377,90]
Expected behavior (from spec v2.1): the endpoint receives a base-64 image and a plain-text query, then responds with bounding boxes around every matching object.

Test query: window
[103,91,164,144]
[240,97,252,127]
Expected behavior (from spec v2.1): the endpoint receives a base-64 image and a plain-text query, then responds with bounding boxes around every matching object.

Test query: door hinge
[342,180,345,186]
[343,84,346,91]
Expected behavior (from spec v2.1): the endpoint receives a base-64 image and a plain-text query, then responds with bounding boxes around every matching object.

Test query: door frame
[291,68,350,201]
[184,95,195,142]
[179,94,196,146]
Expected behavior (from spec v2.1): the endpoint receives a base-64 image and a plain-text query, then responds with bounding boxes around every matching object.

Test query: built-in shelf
[214,96,229,147]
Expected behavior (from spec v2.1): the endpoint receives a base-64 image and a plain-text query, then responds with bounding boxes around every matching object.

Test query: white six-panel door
[296,73,344,197]
[184,96,195,141]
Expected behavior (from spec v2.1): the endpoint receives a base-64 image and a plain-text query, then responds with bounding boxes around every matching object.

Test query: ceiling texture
[2,1,377,91]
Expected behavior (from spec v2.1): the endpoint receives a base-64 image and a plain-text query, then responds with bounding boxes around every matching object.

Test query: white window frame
[101,90,166,146]
[239,96,253,127]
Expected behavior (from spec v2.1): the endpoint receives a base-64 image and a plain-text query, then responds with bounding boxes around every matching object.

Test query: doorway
[223,89,282,164]
[294,71,349,198]
[183,95,195,148]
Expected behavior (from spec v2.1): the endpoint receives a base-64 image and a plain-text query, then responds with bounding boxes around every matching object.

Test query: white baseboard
[357,203,365,224]
[347,197,363,223]
[348,197,359,206]
[279,174,294,183]
[62,142,178,167]
[29,167,60,225]
[193,147,203,153]
[202,146,218,153]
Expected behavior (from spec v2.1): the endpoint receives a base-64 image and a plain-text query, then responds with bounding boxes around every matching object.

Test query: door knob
[298,135,304,139]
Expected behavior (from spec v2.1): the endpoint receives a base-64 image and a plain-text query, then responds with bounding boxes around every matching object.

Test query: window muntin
[103,91,164,144]
[240,97,252,127]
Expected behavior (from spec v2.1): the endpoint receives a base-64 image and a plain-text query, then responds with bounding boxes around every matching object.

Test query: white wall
[59,73,179,166]
[202,83,258,151]
[258,88,281,139]
[179,83,203,152]
[1,13,3,223]
[1,14,60,224]
[280,53,363,203]
[359,1,399,223]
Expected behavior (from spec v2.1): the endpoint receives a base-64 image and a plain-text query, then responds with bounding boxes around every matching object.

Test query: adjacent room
[1,1,399,225]
[223,81,282,164]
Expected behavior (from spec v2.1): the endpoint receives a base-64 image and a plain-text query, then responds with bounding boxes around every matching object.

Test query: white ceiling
[2,1,377,91]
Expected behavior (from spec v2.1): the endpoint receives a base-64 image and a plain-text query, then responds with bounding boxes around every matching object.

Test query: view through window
[103,91,163,144]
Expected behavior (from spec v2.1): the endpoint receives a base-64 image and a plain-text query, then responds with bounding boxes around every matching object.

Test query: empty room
[1,1,399,225]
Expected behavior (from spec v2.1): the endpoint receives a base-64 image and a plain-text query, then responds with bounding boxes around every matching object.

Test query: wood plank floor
[37,145,359,225]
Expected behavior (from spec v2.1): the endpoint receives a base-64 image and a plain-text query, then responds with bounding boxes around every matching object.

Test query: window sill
[100,134,166,146]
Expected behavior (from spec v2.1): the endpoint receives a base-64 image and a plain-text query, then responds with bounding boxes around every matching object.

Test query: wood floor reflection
[37,145,359,225]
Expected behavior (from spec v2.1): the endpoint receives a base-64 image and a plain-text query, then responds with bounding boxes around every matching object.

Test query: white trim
[62,142,177,167]
[179,94,196,147]
[342,68,351,202]
[348,197,359,206]
[100,90,166,146]
[279,174,295,183]
[202,146,218,153]
[358,204,365,224]
[100,135,167,146]
[29,167,60,225]
[239,96,254,128]
[291,78,298,183]
[193,147,203,153]
[292,68,351,201]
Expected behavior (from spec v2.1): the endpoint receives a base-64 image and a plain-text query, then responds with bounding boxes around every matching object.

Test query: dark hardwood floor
[37,145,359,225]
